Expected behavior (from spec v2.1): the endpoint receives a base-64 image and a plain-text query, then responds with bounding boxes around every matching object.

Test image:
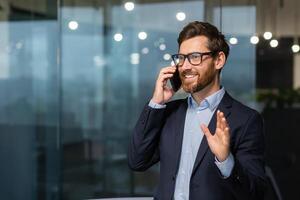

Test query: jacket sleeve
[217,111,267,200]
[128,103,166,171]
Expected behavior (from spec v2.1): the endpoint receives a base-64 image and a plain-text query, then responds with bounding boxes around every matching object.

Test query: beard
[180,63,218,93]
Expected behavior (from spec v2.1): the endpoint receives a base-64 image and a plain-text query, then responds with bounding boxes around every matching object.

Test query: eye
[177,55,184,60]
[190,53,201,60]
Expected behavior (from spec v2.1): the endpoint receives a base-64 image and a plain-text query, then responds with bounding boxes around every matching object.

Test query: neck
[191,77,220,105]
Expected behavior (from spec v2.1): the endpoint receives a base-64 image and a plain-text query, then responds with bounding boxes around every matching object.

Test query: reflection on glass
[213,5,256,106]
[0,2,59,200]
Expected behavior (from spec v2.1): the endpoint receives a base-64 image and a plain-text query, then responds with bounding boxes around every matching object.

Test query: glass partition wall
[0,0,60,199]
[0,0,299,199]
[60,0,228,199]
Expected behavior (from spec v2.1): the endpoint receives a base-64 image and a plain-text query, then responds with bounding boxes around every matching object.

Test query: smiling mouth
[184,74,197,78]
[182,72,199,80]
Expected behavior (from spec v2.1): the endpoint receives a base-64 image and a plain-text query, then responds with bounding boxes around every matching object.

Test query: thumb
[201,124,212,138]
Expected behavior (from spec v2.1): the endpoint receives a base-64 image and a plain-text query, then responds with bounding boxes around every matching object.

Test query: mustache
[181,70,198,76]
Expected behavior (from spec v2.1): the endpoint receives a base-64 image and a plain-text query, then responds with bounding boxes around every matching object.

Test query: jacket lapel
[174,99,188,173]
[191,92,233,175]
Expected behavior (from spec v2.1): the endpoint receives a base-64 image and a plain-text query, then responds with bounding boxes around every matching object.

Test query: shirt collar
[187,87,225,111]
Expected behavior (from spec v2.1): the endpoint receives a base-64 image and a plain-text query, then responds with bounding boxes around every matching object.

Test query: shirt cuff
[148,100,166,109]
[214,153,235,178]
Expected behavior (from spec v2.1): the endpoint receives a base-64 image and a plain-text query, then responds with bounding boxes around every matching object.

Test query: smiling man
[128,21,266,200]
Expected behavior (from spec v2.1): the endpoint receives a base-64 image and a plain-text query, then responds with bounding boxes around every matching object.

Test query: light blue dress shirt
[149,88,234,200]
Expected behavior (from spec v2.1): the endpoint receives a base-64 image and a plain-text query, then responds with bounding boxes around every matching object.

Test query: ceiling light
[159,44,166,50]
[124,2,134,11]
[250,36,259,44]
[141,47,149,54]
[163,54,171,61]
[229,37,238,45]
[263,32,272,40]
[114,33,123,42]
[270,39,278,48]
[292,44,300,53]
[176,12,186,21]
[138,31,147,40]
[68,21,79,30]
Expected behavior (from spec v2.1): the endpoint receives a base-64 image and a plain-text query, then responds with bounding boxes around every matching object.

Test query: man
[128,21,266,200]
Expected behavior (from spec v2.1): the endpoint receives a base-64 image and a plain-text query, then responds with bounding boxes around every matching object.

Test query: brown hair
[177,21,229,60]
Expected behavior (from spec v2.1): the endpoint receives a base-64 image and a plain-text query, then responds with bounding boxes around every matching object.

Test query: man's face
[178,36,218,93]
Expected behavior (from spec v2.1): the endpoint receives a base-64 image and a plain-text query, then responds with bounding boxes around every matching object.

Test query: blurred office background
[0,0,299,199]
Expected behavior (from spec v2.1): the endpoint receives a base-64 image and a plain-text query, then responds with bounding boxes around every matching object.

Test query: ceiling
[0,0,299,37]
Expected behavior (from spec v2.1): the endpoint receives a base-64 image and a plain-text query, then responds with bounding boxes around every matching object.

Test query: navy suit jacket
[128,92,266,200]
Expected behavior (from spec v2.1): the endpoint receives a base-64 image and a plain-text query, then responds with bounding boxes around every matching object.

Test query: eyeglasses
[171,51,216,66]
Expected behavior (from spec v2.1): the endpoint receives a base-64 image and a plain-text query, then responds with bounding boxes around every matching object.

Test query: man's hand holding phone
[151,66,178,105]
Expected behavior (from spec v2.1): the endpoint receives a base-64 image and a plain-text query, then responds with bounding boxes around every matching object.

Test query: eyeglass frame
[171,51,218,66]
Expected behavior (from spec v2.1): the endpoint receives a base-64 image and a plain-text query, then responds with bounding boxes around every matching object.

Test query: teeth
[185,75,196,78]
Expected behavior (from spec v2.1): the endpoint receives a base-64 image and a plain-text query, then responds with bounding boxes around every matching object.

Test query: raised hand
[201,110,230,162]
[151,66,177,105]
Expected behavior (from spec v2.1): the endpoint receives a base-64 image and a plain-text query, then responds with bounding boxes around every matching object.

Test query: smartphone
[170,66,181,92]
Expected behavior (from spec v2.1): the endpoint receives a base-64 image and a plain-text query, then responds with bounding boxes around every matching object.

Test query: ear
[214,51,226,70]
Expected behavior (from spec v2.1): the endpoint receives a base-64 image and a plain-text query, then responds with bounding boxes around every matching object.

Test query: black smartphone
[170,66,181,92]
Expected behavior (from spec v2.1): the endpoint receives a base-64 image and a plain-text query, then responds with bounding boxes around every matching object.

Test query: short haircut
[177,21,230,60]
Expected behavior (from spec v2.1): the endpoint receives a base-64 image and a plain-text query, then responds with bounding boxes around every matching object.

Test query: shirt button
[172,175,176,180]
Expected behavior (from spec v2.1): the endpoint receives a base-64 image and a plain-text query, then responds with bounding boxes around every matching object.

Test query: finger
[159,73,174,85]
[223,127,230,145]
[216,117,228,137]
[158,71,175,84]
[158,72,174,81]
[222,117,228,130]
[201,124,212,138]
[215,127,223,138]
[216,125,230,143]
[163,65,176,70]
[220,114,229,131]
[160,66,176,75]
[224,127,230,137]
[220,117,225,131]
[219,111,228,131]
[216,110,221,130]
[219,111,225,130]
[216,110,224,130]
